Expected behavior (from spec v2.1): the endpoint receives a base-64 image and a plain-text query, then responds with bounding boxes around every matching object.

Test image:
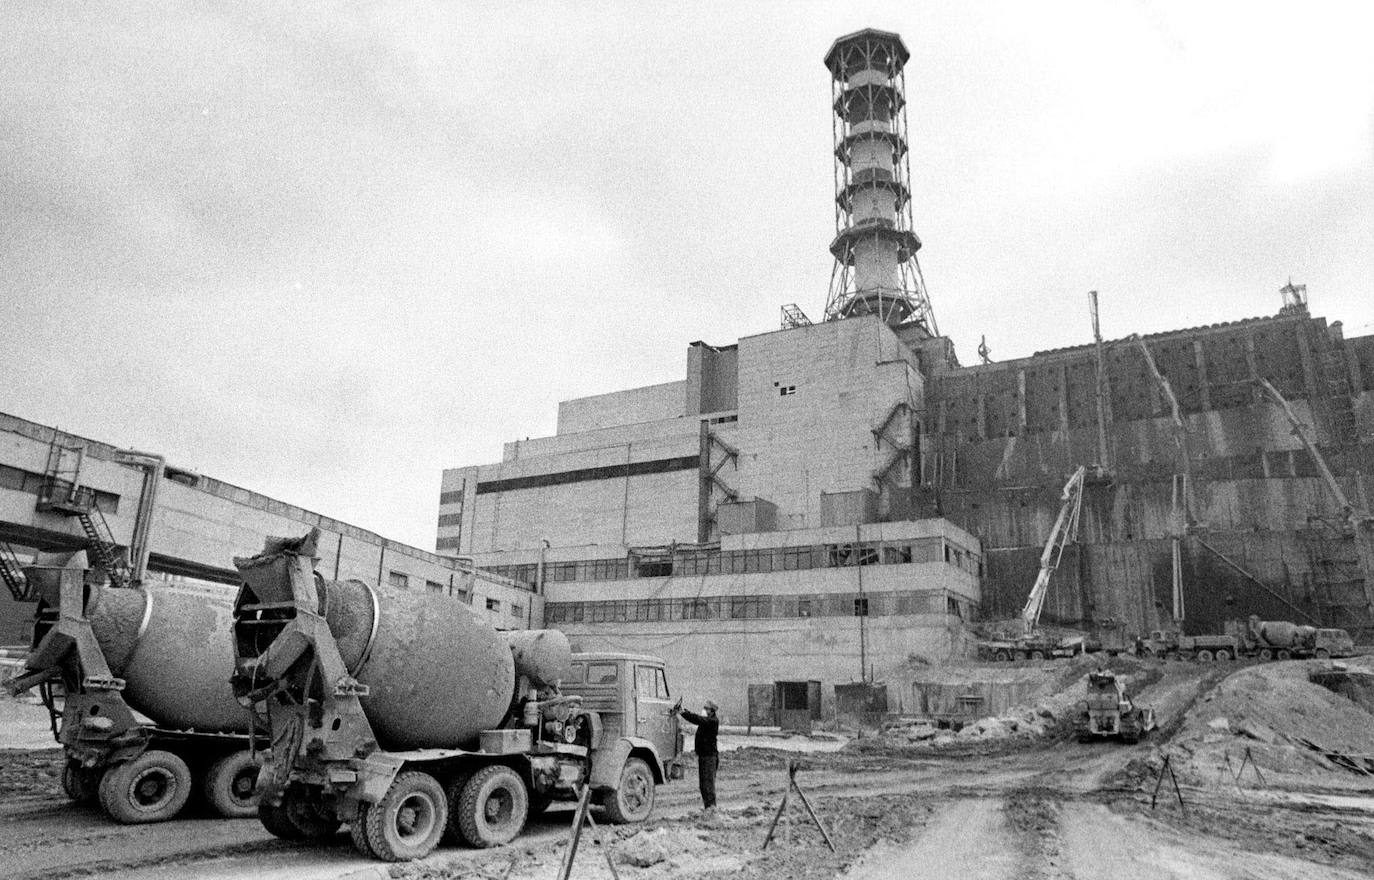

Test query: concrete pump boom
[1022,465,1087,637]
[1254,378,1366,529]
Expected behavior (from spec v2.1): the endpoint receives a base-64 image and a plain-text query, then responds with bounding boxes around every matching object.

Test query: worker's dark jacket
[680,708,719,756]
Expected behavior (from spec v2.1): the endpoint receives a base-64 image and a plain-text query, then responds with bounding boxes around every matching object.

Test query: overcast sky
[2,2,1371,551]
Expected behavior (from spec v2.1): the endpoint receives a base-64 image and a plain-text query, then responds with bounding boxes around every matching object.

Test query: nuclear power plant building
[437,30,1374,720]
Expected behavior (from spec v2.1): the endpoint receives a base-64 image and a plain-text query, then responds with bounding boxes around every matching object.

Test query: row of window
[544,589,971,625]
[481,538,981,587]
[384,570,522,618]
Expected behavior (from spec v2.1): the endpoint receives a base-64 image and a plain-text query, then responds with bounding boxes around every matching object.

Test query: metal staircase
[75,506,133,589]
[34,436,133,588]
[870,401,914,488]
[697,425,740,541]
[1,541,28,601]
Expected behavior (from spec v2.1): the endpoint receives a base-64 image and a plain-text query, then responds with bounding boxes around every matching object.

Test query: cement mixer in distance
[5,552,262,824]
[230,530,684,862]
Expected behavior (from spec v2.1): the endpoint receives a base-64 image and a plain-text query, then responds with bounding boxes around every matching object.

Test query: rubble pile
[1167,657,1374,788]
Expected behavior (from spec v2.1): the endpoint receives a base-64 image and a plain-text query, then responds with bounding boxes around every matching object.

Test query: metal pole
[1090,291,1110,471]
[856,525,866,682]
[557,786,593,880]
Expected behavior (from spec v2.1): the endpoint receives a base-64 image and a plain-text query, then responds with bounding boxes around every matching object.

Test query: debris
[1234,719,1277,744]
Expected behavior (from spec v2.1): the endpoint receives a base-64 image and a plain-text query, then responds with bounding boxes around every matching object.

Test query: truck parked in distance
[1137,616,1357,662]
[1225,616,1356,660]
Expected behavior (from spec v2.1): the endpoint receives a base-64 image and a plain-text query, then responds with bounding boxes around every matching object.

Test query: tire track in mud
[1,838,295,880]
[1004,788,1069,880]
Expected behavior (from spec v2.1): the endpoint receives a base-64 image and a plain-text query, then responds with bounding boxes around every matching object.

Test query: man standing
[674,699,720,811]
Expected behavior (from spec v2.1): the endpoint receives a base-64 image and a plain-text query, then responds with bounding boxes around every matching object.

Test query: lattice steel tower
[823,29,937,334]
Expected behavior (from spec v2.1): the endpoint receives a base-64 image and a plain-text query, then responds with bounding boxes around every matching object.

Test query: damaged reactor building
[436,29,1374,723]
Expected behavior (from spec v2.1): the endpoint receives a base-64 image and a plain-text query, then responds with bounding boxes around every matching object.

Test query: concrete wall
[919,313,1374,640]
[545,553,978,721]
[727,316,923,530]
[526,518,982,719]
[564,613,967,723]
[685,342,739,416]
[556,381,685,435]
[441,428,701,554]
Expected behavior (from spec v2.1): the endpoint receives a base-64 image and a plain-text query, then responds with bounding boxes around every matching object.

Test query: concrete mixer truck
[229,530,684,862]
[4,551,261,824]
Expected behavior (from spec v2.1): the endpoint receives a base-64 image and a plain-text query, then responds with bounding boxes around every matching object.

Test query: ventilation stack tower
[823,29,937,335]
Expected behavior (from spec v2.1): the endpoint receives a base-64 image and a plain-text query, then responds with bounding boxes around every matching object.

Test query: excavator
[977,465,1089,661]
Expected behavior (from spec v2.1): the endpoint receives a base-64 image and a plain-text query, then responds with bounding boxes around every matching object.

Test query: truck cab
[563,652,684,787]
[1312,628,1355,659]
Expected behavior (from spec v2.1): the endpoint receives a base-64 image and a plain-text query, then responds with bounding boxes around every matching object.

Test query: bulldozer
[1074,669,1156,744]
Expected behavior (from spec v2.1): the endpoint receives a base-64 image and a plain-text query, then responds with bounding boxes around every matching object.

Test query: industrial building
[0,410,536,645]
[437,29,1374,722]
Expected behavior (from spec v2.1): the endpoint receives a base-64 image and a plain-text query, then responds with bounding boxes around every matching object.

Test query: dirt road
[4,657,1372,878]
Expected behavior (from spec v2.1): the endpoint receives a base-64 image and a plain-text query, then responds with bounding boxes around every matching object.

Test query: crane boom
[1022,465,1087,637]
[1255,378,1364,528]
[1131,334,1193,523]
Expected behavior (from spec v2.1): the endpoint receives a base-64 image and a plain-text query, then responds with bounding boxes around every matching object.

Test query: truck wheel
[1195,649,1214,662]
[98,749,192,824]
[350,802,378,857]
[1213,648,1232,662]
[204,750,260,818]
[602,757,655,824]
[1030,650,1046,661]
[1277,649,1292,661]
[1258,648,1273,661]
[1315,648,1331,659]
[363,771,447,861]
[994,650,1010,662]
[62,760,103,806]
[260,784,341,840]
[457,765,528,847]
[440,770,473,845]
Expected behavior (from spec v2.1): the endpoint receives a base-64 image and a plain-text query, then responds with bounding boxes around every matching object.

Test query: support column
[1193,339,1211,411]
[1016,370,1028,433]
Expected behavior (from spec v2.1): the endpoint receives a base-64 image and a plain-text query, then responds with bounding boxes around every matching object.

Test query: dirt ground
[3,656,1372,880]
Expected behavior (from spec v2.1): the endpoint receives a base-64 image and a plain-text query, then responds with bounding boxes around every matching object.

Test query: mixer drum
[87,583,248,732]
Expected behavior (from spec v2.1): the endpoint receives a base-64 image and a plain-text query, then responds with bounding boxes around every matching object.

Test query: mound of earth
[1164,657,1374,789]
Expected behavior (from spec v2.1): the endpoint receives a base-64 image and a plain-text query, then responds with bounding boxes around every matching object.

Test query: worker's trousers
[697,753,718,808]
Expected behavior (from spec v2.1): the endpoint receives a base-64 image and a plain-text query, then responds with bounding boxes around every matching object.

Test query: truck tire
[259,784,341,840]
[1277,649,1292,661]
[1213,648,1232,662]
[350,802,378,857]
[440,770,473,845]
[63,759,103,806]
[203,750,260,818]
[1195,649,1214,662]
[994,650,1011,663]
[1315,648,1330,659]
[362,771,448,861]
[1030,650,1046,661]
[98,749,192,824]
[457,765,528,847]
[602,757,655,824]
[1258,648,1273,661]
